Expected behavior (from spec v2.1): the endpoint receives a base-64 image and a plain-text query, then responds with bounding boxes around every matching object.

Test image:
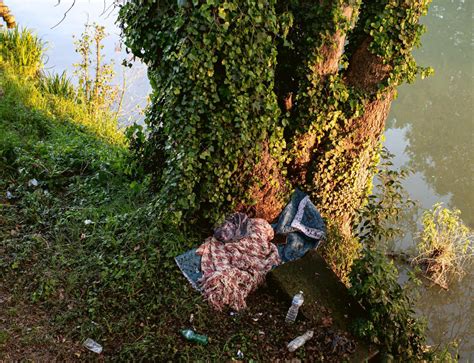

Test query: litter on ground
[175,189,326,311]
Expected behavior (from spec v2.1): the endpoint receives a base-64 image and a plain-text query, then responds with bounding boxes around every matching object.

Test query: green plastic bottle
[180,329,208,345]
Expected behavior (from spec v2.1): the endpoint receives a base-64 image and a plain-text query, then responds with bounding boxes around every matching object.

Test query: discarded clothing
[174,189,326,310]
[175,247,202,291]
[273,189,326,262]
[197,217,280,311]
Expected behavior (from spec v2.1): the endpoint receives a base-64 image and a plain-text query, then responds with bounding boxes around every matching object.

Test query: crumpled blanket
[196,216,280,311]
[174,189,326,310]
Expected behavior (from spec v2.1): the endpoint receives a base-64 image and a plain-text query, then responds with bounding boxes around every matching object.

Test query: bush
[412,203,473,289]
[0,27,44,77]
[349,248,428,360]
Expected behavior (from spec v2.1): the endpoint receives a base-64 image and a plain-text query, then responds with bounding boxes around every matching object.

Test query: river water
[385,1,473,359]
[7,0,473,359]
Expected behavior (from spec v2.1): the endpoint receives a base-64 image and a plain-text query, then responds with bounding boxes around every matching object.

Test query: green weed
[0,331,9,345]
[412,204,473,289]
[38,71,76,99]
[0,27,44,77]
[349,248,428,360]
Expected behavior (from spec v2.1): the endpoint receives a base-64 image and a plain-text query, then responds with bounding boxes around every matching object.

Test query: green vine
[118,0,432,236]
[348,0,434,90]
[120,0,292,224]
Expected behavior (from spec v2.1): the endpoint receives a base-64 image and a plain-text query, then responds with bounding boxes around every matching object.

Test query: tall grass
[412,203,473,289]
[0,27,123,144]
[1,68,123,144]
[38,71,76,99]
[0,27,44,77]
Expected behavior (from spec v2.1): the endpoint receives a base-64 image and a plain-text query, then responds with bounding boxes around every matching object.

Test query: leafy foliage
[355,146,416,248]
[349,0,434,89]
[413,203,473,288]
[349,248,428,360]
[118,0,433,240]
[119,0,292,224]
[0,27,44,77]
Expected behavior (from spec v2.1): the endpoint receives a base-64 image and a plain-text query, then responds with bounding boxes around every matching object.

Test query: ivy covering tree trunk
[118,0,431,268]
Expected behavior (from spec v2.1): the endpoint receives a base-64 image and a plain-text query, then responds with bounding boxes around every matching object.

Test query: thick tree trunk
[248,2,395,233]
[289,3,356,186]
[118,0,431,264]
[250,2,357,222]
[337,36,394,235]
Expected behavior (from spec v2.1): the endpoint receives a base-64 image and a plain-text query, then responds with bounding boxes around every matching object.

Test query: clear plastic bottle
[83,338,103,354]
[287,330,314,352]
[285,291,304,323]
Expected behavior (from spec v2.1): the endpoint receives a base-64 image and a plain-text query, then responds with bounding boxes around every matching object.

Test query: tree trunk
[118,0,432,269]
[0,1,16,28]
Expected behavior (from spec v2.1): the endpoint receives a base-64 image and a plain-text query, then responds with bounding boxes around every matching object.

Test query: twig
[419,273,449,291]
[51,0,76,29]
[115,68,126,120]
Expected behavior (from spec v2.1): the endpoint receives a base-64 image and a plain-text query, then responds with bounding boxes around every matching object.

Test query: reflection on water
[385,0,473,359]
[386,0,473,226]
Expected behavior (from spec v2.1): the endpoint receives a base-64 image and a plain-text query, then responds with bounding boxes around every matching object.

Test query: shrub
[349,248,428,360]
[412,203,473,289]
[0,27,44,77]
[355,147,417,250]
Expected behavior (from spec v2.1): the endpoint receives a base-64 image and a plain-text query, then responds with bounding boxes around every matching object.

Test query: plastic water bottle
[285,291,304,323]
[287,330,314,352]
[83,338,103,354]
[180,329,208,345]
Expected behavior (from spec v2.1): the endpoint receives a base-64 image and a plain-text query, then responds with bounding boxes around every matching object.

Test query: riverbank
[2,24,468,360]
[0,41,362,361]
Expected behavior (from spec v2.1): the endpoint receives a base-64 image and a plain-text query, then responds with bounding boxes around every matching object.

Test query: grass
[0,28,354,361]
[412,203,473,289]
[0,27,43,78]
[38,71,76,99]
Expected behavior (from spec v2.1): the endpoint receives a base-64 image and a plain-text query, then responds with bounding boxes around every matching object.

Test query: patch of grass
[0,27,43,78]
[0,331,9,345]
[6,308,18,318]
[38,71,76,99]
[0,34,354,361]
[412,203,473,289]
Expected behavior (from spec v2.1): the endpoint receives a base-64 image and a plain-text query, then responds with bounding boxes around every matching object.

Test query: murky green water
[386,0,473,227]
[385,0,473,359]
[8,0,473,359]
